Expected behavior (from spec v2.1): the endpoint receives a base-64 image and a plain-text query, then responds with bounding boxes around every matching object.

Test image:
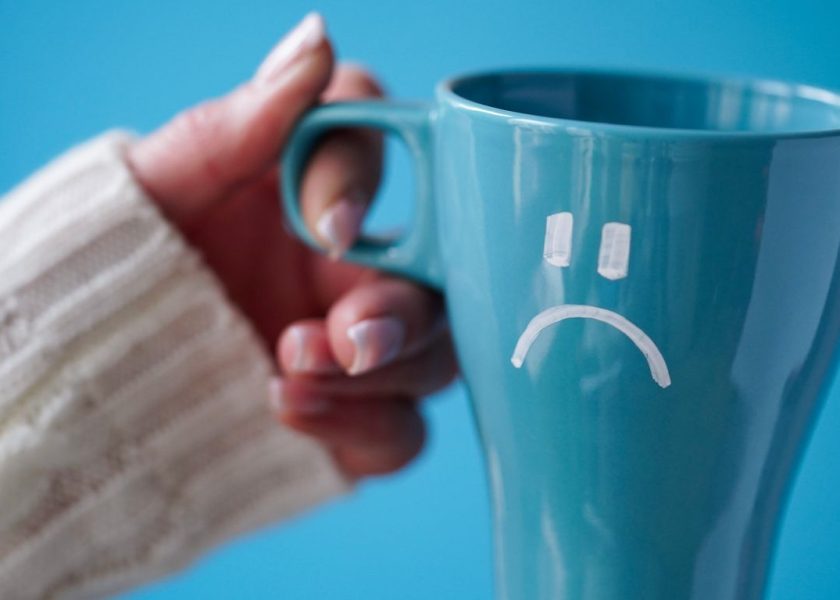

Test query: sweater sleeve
[0,133,349,600]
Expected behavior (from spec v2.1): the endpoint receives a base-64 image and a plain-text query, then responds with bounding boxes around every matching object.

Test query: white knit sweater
[0,134,348,600]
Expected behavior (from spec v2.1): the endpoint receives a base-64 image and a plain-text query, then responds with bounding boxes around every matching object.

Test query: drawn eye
[543,212,573,267]
[542,213,631,280]
[598,222,631,280]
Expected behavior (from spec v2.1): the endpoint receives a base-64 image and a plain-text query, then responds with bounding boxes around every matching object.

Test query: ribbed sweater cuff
[0,133,348,600]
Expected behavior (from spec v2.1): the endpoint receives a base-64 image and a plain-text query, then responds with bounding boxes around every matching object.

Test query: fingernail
[267,377,332,416]
[315,194,367,258]
[346,317,405,376]
[288,327,315,371]
[286,326,341,374]
[255,12,325,84]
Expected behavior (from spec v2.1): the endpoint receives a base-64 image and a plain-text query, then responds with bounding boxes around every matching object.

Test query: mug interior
[448,70,840,134]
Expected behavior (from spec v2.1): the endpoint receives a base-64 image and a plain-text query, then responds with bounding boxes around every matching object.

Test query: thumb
[128,13,334,228]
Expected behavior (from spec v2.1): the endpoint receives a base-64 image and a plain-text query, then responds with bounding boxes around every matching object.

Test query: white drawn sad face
[510,212,672,389]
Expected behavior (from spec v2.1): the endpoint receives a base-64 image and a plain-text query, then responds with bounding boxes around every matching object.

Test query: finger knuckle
[172,101,220,144]
[167,100,227,184]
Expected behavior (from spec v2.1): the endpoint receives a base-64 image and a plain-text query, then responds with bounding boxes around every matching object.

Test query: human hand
[127,13,457,480]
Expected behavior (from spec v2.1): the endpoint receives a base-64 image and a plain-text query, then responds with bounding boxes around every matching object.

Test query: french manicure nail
[315,195,367,258]
[287,326,341,374]
[288,327,314,371]
[267,377,332,416]
[346,316,405,376]
[255,12,325,84]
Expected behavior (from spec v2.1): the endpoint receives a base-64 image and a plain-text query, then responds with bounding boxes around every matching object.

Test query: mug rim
[436,67,840,140]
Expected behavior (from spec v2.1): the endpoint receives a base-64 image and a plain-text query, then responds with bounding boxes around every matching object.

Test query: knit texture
[0,133,348,600]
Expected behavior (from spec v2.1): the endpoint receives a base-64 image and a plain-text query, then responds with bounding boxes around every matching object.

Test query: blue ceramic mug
[281,69,840,600]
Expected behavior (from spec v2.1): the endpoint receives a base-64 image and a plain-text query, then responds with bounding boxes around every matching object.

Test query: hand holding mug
[127,13,457,479]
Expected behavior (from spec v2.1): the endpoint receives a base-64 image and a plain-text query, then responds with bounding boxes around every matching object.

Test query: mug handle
[280,100,442,289]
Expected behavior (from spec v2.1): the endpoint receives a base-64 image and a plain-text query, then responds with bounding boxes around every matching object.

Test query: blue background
[2,1,840,598]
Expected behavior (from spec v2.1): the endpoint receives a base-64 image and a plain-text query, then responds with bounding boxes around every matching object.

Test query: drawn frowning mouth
[511,304,672,389]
